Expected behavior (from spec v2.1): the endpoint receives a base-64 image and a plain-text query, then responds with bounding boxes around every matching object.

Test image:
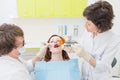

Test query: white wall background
[0,0,120,48]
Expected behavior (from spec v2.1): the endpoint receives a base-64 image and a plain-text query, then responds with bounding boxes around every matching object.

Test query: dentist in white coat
[0,23,36,80]
[72,1,120,80]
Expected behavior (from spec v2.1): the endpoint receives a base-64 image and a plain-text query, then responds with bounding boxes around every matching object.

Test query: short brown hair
[0,23,24,56]
[83,1,114,32]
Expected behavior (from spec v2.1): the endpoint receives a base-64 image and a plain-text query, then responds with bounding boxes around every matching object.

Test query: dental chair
[112,57,117,68]
[111,57,120,78]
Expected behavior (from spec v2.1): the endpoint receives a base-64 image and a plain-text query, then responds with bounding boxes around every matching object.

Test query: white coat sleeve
[19,57,34,73]
[10,70,33,80]
[94,37,120,72]
[26,60,34,72]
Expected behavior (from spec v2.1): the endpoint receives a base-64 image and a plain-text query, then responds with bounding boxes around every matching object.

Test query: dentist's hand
[71,45,91,62]
[36,46,47,59]
[36,42,52,59]
[32,43,50,66]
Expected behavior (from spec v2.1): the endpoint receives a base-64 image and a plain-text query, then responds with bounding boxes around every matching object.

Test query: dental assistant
[0,23,34,80]
[73,1,120,80]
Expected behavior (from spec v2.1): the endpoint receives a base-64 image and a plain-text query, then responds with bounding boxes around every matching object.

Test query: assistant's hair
[44,34,70,62]
[83,1,114,32]
[0,23,24,56]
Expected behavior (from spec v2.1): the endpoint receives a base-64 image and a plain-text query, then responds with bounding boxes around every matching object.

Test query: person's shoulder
[0,58,17,72]
[105,31,119,40]
[108,31,120,46]
[110,31,120,41]
[0,56,11,63]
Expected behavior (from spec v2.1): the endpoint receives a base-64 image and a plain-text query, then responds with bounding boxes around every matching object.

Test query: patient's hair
[44,34,70,62]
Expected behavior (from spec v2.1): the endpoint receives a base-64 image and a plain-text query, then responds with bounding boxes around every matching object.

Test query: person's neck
[7,54,17,59]
[7,54,21,62]
[50,53,63,61]
[93,32,99,38]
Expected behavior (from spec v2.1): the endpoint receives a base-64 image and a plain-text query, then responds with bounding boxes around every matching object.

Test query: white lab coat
[0,55,34,80]
[79,31,120,80]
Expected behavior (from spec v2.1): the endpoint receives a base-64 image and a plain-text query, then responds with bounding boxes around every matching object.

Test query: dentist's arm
[32,45,48,66]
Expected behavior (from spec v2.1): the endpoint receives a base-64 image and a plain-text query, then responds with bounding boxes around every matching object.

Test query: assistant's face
[84,18,98,33]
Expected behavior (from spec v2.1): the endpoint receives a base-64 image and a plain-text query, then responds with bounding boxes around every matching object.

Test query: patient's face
[49,36,62,54]
[49,36,62,47]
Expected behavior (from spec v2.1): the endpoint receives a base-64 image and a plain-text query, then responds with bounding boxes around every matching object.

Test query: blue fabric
[34,59,80,80]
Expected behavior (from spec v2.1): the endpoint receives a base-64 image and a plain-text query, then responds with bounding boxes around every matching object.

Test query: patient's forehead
[50,36,61,41]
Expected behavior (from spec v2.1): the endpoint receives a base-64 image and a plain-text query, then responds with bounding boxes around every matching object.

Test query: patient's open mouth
[54,44,59,48]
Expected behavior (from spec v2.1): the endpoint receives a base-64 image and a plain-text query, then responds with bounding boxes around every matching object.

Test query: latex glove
[32,43,50,65]
[71,45,91,62]
[36,42,51,58]
[36,46,47,59]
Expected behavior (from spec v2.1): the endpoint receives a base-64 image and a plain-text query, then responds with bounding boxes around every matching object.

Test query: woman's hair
[44,34,70,62]
[0,23,24,56]
[83,1,114,33]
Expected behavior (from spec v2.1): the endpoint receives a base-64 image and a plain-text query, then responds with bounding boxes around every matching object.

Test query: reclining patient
[33,34,80,80]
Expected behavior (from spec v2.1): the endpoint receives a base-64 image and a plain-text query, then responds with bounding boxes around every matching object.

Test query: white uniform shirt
[0,55,33,80]
[79,31,120,80]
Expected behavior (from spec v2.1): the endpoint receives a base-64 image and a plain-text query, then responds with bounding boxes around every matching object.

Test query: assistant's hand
[71,45,91,62]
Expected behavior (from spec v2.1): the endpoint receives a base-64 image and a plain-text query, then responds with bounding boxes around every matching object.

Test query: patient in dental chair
[34,34,80,80]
